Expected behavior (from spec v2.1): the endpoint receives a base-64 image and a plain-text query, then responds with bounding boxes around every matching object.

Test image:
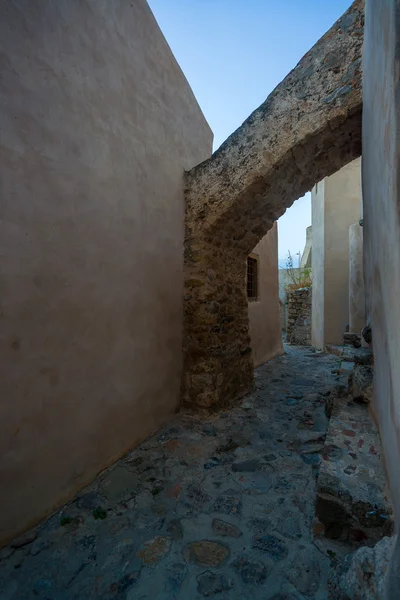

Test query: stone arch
[183,0,363,408]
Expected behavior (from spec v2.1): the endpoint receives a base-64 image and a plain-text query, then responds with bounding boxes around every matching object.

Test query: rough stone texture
[287,288,312,345]
[183,540,229,567]
[326,345,373,365]
[349,364,373,403]
[183,0,363,408]
[0,346,350,599]
[232,555,269,584]
[328,535,396,599]
[316,401,394,545]
[136,536,172,565]
[212,519,242,538]
[197,571,233,596]
[344,332,362,347]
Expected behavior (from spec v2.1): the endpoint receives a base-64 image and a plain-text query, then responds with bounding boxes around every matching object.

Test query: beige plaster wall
[324,158,362,345]
[300,226,312,268]
[311,180,325,349]
[363,0,400,594]
[0,0,212,545]
[349,223,365,333]
[312,159,362,348]
[248,224,283,367]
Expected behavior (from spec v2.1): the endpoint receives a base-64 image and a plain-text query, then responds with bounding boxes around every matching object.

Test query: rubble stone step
[326,345,373,364]
[328,535,396,599]
[315,401,394,546]
[349,364,373,403]
[343,332,362,348]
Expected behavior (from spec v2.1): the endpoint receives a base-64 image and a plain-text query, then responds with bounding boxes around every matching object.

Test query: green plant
[284,250,312,291]
[93,507,107,520]
[60,516,74,526]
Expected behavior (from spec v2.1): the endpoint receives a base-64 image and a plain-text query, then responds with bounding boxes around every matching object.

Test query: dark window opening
[247,256,258,300]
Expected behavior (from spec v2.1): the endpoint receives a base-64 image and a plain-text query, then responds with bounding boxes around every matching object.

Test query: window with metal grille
[247,256,258,300]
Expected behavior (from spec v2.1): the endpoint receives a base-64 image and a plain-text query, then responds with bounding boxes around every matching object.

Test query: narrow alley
[0,346,348,599]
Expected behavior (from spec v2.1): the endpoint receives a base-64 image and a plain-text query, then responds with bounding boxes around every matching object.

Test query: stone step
[343,332,362,348]
[326,344,344,357]
[328,535,396,599]
[315,401,394,546]
[326,345,373,365]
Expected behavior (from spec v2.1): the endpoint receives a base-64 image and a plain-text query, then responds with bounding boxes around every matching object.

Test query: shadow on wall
[0,0,213,546]
[248,224,283,367]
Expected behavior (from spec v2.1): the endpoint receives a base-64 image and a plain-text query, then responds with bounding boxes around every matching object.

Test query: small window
[247,256,258,300]
[315,182,318,194]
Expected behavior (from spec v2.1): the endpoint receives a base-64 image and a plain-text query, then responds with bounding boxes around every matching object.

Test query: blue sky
[147,0,351,261]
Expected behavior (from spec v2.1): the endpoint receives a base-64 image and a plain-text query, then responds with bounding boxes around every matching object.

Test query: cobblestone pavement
[0,345,345,599]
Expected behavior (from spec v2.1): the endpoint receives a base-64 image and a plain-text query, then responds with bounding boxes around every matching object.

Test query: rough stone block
[343,332,362,348]
[315,402,394,545]
[349,364,373,403]
[339,361,355,374]
[327,345,373,365]
[328,535,396,599]
[353,349,374,366]
[326,344,345,357]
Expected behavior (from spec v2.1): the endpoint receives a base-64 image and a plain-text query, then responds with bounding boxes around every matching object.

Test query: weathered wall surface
[349,222,365,333]
[363,0,400,595]
[0,0,212,544]
[248,224,283,367]
[324,158,362,344]
[278,267,301,331]
[287,288,312,345]
[312,158,362,348]
[183,0,363,408]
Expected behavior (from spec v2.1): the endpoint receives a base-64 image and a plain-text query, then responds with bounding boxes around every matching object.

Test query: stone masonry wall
[182,0,363,409]
[287,288,312,345]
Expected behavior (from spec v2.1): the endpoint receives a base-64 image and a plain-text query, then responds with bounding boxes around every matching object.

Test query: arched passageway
[182,0,363,408]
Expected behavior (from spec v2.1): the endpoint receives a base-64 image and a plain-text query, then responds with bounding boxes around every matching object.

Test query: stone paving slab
[0,346,349,599]
[315,401,394,546]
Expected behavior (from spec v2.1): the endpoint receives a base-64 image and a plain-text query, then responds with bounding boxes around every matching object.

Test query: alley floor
[0,346,346,600]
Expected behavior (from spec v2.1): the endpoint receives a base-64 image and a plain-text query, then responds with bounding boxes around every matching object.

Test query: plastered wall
[363,0,400,595]
[0,0,212,545]
[349,223,365,333]
[248,224,283,367]
[312,159,362,348]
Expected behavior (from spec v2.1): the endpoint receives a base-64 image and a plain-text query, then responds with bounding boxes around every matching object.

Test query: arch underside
[183,0,363,408]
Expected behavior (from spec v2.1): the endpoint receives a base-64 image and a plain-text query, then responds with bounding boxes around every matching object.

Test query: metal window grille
[247,256,258,299]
